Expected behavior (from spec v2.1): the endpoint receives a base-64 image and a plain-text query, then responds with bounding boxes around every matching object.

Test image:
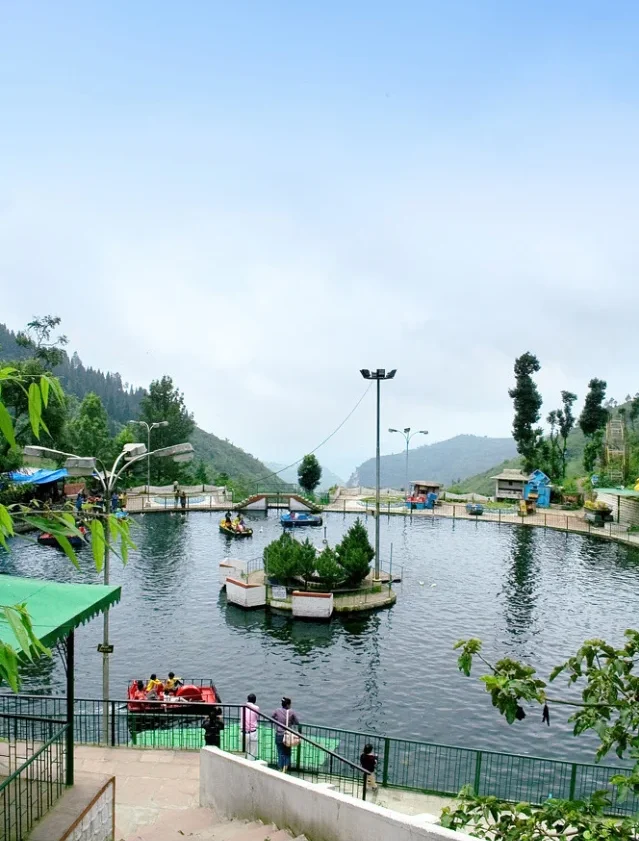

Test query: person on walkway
[180,490,187,511]
[174,482,179,507]
[360,744,378,793]
[111,492,119,511]
[241,693,260,759]
[202,707,225,748]
[271,696,300,773]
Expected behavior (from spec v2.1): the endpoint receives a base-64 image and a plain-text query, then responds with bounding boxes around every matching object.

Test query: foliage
[557,391,578,479]
[0,603,50,691]
[508,353,543,473]
[193,460,209,484]
[336,518,375,584]
[297,538,318,586]
[138,376,195,484]
[297,454,322,495]
[264,532,303,582]
[579,379,609,469]
[447,633,639,839]
[314,546,343,589]
[15,315,68,367]
[584,430,605,475]
[67,393,113,462]
[191,428,287,493]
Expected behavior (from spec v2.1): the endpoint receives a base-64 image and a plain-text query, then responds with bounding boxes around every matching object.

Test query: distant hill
[192,429,285,489]
[264,461,344,490]
[349,435,518,489]
[451,426,588,495]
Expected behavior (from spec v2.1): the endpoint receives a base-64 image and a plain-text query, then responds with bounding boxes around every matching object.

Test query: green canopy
[0,574,121,652]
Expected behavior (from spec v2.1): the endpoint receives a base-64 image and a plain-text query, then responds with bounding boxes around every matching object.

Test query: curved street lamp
[388,427,429,499]
[128,420,169,494]
[23,440,194,741]
[360,368,397,580]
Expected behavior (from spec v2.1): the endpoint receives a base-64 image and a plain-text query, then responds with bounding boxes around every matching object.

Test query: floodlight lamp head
[386,369,397,379]
[360,369,371,379]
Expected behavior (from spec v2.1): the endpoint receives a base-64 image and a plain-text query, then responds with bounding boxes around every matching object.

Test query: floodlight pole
[388,428,429,499]
[360,368,396,580]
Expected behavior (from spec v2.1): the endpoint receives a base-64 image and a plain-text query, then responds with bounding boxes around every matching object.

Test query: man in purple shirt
[271,696,300,772]
[241,693,260,760]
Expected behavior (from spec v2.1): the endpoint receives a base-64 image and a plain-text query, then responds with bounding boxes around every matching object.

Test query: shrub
[315,546,344,589]
[264,533,301,582]
[336,518,375,585]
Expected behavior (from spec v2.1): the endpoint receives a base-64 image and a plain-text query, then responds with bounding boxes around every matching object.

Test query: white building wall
[226,579,266,608]
[292,591,333,618]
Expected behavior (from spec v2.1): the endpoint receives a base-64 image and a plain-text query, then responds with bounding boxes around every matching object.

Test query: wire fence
[0,713,68,841]
[1,694,638,815]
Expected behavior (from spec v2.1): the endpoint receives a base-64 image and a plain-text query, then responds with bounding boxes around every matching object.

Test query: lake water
[3,511,639,763]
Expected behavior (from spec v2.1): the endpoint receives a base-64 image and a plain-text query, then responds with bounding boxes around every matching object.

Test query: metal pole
[102,488,111,745]
[65,630,74,786]
[405,435,409,500]
[147,425,151,494]
[375,377,381,580]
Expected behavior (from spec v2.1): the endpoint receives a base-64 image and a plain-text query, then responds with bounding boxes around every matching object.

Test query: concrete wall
[244,496,267,510]
[219,559,247,587]
[226,578,266,608]
[289,496,313,511]
[292,591,333,619]
[200,748,470,841]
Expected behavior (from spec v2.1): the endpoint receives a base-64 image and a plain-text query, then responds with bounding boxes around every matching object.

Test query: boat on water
[466,503,484,516]
[37,525,88,549]
[127,680,220,715]
[219,522,253,538]
[280,512,323,528]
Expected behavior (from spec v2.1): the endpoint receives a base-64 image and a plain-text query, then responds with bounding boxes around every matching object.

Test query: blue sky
[2,2,639,478]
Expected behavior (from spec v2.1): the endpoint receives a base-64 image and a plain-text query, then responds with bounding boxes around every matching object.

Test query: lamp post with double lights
[359,368,397,580]
[128,420,169,494]
[24,440,194,741]
[388,427,429,499]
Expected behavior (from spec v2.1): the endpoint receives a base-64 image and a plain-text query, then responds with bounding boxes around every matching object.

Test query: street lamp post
[360,368,396,580]
[129,420,169,493]
[24,440,194,743]
[388,427,429,499]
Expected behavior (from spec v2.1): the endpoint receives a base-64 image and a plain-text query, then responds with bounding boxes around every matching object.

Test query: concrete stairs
[124,806,308,841]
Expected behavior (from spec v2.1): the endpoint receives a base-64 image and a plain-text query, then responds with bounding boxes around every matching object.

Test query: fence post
[544,513,547,528]
[473,751,483,795]
[569,763,577,801]
[110,700,116,746]
[499,510,501,525]
[453,504,456,519]
[382,737,391,787]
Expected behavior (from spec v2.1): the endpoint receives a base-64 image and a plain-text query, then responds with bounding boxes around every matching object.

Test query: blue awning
[7,468,69,485]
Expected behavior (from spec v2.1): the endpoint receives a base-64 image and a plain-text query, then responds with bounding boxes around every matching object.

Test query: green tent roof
[0,575,121,652]
[596,488,639,500]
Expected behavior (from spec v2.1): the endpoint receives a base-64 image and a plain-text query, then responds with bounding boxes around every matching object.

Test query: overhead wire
[256,383,373,484]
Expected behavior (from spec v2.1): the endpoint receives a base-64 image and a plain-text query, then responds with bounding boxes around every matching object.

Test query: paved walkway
[74,745,452,838]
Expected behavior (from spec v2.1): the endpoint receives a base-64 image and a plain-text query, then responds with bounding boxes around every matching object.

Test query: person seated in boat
[232,516,241,531]
[289,510,296,520]
[145,674,163,695]
[236,515,247,533]
[164,672,183,694]
[132,680,147,701]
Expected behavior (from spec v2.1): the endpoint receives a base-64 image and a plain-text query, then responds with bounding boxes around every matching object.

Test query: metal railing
[2,693,638,815]
[0,713,68,841]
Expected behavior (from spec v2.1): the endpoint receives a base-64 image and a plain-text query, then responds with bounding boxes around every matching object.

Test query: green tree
[630,395,639,430]
[556,391,577,479]
[263,532,301,583]
[579,379,609,475]
[508,353,543,473]
[544,411,562,481]
[68,393,113,462]
[297,454,322,495]
[315,546,344,589]
[336,518,375,585]
[297,538,318,588]
[194,460,209,485]
[138,376,195,484]
[446,634,639,840]
[15,315,68,367]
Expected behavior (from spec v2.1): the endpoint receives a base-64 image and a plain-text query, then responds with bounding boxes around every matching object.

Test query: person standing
[360,744,378,793]
[180,490,187,511]
[174,481,179,507]
[241,693,260,759]
[202,707,225,748]
[271,697,300,773]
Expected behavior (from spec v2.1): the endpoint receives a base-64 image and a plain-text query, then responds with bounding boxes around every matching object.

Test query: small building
[524,469,552,508]
[491,469,529,502]
[409,481,442,497]
[594,488,639,527]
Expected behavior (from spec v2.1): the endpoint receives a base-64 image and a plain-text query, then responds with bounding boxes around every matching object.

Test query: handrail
[251,707,369,779]
[0,722,68,792]
[0,691,629,772]
[60,776,115,841]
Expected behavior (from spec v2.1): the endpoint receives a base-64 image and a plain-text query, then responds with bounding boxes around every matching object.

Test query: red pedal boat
[127,680,219,714]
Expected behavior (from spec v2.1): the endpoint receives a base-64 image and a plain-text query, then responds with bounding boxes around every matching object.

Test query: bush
[336,518,375,585]
[264,533,301,582]
[315,546,344,589]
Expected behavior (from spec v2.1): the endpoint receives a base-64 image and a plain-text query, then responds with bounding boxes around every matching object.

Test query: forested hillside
[350,435,518,489]
[0,321,283,490]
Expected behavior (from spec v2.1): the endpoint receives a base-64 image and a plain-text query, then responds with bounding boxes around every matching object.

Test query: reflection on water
[3,513,639,761]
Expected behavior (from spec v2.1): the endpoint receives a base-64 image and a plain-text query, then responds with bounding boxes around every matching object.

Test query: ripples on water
[3,512,639,762]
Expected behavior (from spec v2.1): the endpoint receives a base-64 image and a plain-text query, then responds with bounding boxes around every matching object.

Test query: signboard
[97,644,114,654]
[271,586,287,601]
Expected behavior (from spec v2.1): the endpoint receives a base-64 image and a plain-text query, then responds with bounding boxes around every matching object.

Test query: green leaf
[0,643,20,692]
[90,519,106,572]
[5,605,32,659]
[0,401,16,448]
[28,381,42,438]
[39,375,50,408]
[0,504,15,537]
[55,534,80,569]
